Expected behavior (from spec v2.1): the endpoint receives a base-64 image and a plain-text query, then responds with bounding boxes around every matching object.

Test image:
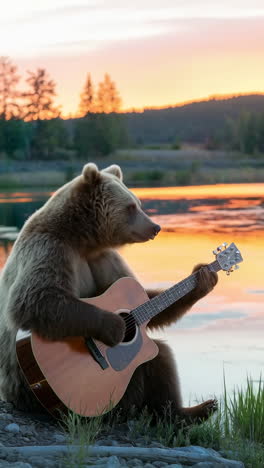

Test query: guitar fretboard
[131,259,221,325]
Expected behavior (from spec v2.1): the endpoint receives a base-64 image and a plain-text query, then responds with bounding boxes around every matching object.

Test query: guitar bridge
[85,337,109,370]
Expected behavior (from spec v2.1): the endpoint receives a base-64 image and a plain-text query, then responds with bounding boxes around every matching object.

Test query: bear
[0,163,218,423]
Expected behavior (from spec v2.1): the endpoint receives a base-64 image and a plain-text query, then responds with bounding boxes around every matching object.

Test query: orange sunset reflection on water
[133,183,264,200]
[124,184,264,401]
[0,198,34,204]
[122,228,264,402]
[0,183,263,402]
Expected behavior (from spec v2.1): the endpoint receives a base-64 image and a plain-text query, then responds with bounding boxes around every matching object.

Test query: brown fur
[0,163,218,425]
[115,340,216,424]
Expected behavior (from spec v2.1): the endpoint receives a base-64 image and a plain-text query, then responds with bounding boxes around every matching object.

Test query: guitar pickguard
[106,326,143,371]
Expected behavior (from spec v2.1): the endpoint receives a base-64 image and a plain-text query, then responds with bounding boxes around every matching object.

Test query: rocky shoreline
[0,400,245,468]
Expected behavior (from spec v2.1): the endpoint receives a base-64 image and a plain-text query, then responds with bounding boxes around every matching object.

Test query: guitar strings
[95,313,140,354]
[117,272,198,334]
[95,273,199,353]
[119,313,139,334]
[94,265,222,352]
[112,268,217,336]
[94,315,144,356]
[96,269,217,346]
[98,271,196,339]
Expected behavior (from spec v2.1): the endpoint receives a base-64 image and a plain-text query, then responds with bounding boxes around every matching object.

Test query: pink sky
[2,1,264,115]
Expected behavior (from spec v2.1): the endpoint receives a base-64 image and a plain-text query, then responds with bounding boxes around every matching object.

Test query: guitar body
[17,277,159,418]
[16,242,243,418]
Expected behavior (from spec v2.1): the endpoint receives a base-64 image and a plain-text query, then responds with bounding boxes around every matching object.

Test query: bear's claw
[181,398,218,424]
[199,398,218,416]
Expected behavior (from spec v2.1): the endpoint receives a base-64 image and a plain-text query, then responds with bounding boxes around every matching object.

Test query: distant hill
[123,94,264,144]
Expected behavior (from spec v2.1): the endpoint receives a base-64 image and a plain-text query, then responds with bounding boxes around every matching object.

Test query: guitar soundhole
[119,312,137,343]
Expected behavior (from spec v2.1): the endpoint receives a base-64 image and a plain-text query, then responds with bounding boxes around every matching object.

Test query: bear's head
[70,163,161,248]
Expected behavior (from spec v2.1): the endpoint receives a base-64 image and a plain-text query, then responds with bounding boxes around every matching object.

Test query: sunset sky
[2,0,264,115]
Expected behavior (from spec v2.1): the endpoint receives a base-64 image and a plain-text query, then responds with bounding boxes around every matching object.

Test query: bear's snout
[146,222,161,240]
[154,223,161,234]
[131,221,161,242]
[152,223,161,238]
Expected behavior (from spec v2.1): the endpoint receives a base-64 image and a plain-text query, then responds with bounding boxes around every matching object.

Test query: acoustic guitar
[16,242,243,418]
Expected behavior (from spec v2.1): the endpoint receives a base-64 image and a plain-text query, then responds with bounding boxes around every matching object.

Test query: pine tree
[23,68,63,159]
[23,68,60,121]
[0,57,21,120]
[78,73,94,116]
[96,73,122,113]
[74,112,127,157]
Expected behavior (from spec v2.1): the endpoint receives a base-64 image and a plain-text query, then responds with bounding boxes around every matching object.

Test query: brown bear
[0,163,217,422]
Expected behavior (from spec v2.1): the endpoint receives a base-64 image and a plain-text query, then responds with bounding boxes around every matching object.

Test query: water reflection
[0,183,263,403]
[122,228,264,402]
[0,184,263,232]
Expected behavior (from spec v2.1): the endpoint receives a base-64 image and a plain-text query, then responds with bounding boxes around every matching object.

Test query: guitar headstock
[213,242,243,275]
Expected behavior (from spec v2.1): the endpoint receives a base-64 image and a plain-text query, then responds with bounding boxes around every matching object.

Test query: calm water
[0,183,263,404]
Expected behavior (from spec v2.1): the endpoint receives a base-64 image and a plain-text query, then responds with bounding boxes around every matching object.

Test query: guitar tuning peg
[213,243,227,256]
[226,267,234,275]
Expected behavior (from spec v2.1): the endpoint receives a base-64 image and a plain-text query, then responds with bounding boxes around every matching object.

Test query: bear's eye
[127,204,137,215]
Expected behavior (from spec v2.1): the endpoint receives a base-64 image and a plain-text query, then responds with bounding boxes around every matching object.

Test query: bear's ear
[102,164,123,181]
[82,163,101,184]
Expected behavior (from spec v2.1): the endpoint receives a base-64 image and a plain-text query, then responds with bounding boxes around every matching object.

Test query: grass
[0,171,66,188]
[60,376,264,467]
[223,376,264,445]
[131,169,164,183]
[125,165,264,187]
[0,146,264,189]
[60,411,103,467]
[1,166,264,190]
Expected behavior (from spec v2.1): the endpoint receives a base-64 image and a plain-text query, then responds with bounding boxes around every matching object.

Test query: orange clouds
[9,11,264,115]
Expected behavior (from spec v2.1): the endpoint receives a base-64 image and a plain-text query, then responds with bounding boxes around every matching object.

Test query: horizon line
[63,91,264,118]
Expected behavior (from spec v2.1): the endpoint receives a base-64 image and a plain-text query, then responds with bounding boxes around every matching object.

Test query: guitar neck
[132,259,221,325]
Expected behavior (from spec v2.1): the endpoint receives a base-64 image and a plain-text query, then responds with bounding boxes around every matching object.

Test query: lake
[0,183,263,405]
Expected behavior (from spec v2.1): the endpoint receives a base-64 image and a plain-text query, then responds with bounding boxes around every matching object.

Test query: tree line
[1,56,264,160]
[0,57,126,159]
[124,95,264,156]
[225,112,264,155]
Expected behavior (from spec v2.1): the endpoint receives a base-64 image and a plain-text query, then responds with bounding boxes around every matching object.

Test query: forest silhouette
[1,56,264,159]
